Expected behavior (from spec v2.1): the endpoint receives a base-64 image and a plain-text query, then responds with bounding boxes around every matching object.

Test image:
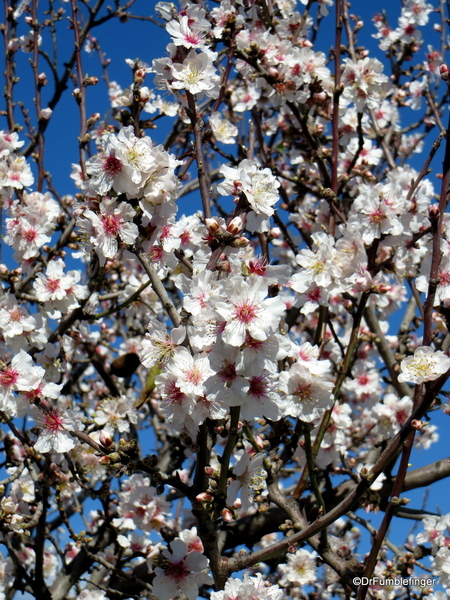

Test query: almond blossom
[0,350,44,416]
[170,49,220,97]
[1,1,450,598]
[80,197,138,262]
[210,573,286,600]
[152,539,213,600]
[217,159,280,217]
[279,548,317,587]
[227,442,267,511]
[211,276,286,347]
[341,56,388,110]
[209,112,238,144]
[279,362,334,422]
[30,407,81,454]
[398,347,450,384]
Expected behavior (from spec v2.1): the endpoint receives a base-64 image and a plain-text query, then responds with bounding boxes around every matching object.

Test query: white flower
[211,573,285,600]
[152,539,213,600]
[211,276,286,347]
[139,321,185,368]
[209,112,238,144]
[80,198,138,260]
[432,547,450,592]
[85,126,156,197]
[171,50,220,97]
[93,397,138,433]
[279,548,317,587]
[398,346,450,384]
[0,294,37,338]
[0,131,24,156]
[341,57,388,111]
[19,31,42,53]
[166,16,209,52]
[0,350,44,416]
[279,363,334,422]
[218,160,280,216]
[168,348,214,396]
[227,444,267,511]
[416,515,449,552]
[31,408,81,454]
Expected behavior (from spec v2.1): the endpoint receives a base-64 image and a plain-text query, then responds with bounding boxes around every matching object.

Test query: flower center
[248,374,269,399]
[164,559,189,582]
[184,367,203,386]
[23,228,38,242]
[218,361,236,382]
[102,153,122,175]
[234,301,257,324]
[43,410,65,432]
[46,278,60,293]
[9,308,23,322]
[0,367,19,388]
[101,213,121,237]
[293,383,312,401]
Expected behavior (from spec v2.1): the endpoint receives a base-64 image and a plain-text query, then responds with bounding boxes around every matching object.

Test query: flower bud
[195,492,213,503]
[205,218,221,233]
[84,76,99,86]
[87,113,100,127]
[40,108,52,120]
[428,204,440,221]
[99,429,114,448]
[230,236,249,248]
[226,216,243,235]
[108,452,122,464]
[441,64,450,82]
[221,508,233,522]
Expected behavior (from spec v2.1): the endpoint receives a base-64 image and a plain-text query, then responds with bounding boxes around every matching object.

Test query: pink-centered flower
[152,539,212,600]
[0,350,44,417]
[211,276,286,347]
[81,198,138,261]
[30,407,81,453]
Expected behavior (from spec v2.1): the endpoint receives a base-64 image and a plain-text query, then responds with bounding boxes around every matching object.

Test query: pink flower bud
[440,64,450,82]
[99,429,113,448]
[269,227,281,239]
[195,492,213,503]
[428,204,440,220]
[221,508,233,522]
[411,419,425,430]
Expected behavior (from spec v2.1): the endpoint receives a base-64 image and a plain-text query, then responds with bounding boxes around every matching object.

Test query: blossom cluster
[0,0,449,599]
